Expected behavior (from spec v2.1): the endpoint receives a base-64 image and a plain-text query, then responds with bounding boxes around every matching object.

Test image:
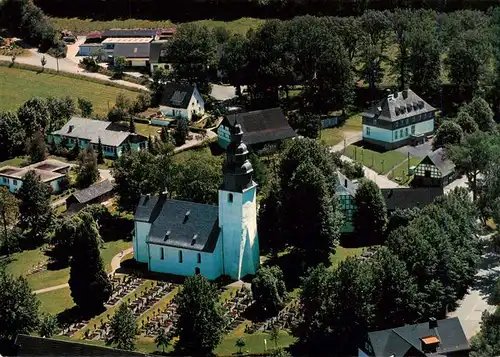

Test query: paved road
[0,48,148,91]
[33,247,134,295]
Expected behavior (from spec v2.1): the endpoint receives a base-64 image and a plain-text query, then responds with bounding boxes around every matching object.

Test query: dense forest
[34,0,500,21]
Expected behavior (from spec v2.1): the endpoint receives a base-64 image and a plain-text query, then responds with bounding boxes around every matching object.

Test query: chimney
[68,125,74,133]
[191,234,198,245]
[344,179,348,188]
[403,89,409,99]
[183,210,191,224]
[429,317,438,329]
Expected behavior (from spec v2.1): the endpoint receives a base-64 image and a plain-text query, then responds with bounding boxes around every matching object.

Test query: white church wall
[219,189,244,280]
[134,221,151,263]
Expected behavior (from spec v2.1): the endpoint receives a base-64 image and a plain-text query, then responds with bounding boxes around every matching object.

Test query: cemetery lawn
[0,66,139,116]
[344,145,408,175]
[2,240,132,291]
[37,287,75,315]
[216,331,296,355]
[319,114,362,147]
[329,246,364,268]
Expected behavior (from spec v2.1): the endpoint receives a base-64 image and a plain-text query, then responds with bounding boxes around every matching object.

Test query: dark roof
[14,334,148,357]
[381,187,443,211]
[149,40,169,62]
[221,108,297,146]
[363,89,436,123]
[367,317,469,357]
[113,43,150,58]
[135,197,220,252]
[335,171,359,196]
[159,83,196,109]
[102,29,158,38]
[426,148,456,176]
[70,179,114,204]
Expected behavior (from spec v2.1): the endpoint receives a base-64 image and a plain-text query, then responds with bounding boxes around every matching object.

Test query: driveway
[448,242,499,340]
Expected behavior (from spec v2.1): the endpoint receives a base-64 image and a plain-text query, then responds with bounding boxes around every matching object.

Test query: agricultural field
[0,66,139,115]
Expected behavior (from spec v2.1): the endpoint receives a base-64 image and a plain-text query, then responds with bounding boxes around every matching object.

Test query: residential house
[362,89,438,150]
[78,32,103,57]
[133,124,259,280]
[14,334,149,357]
[0,159,70,193]
[48,117,148,159]
[101,37,152,65]
[217,107,297,151]
[359,317,469,357]
[158,83,205,122]
[335,171,359,233]
[413,148,457,187]
[381,187,444,213]
[66,179,114,214]
[149,40,170,73]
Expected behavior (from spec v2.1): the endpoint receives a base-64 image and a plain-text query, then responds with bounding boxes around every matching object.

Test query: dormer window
[228,193,233,203]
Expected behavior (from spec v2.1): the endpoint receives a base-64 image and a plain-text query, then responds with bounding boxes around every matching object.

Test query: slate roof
[149,40,169,62]
[367,317,469,357]
[51,117,132,147]
[426,148,456,176]
[363,89,436,122]
[14,334,148,356]
[102,29,159,38]
[335,171,359,196]
[221,108,297,146]
[70,179,114,204]
[159,83,196,109]
[381,187,443,211]
[113,43,151,58]
[135,196,220,252]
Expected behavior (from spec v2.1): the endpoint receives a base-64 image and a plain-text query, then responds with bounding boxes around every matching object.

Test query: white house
[133,124,259,280]
[362,89,437,150]
[158,83,205,122]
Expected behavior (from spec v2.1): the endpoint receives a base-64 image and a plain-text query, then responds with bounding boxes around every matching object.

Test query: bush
[81,57,99,72]
[491,279,500,305]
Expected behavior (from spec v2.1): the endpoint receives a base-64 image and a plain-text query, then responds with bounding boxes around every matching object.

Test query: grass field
[37,287,76,316]
[0,66,139,115]
[3,240,132,291]
[329,246,364,268]
[387,156,422,185]
[344,145,408,175]
[319,114,362,147]
[51,17,265,35]
[216,331,296,355]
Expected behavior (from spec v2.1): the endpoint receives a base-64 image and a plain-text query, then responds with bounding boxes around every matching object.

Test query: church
[133,124,260,280]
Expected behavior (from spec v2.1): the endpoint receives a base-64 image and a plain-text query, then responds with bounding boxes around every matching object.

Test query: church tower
[218,124,259,280]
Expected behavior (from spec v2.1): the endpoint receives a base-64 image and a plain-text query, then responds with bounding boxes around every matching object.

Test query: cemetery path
[33,247,134,295]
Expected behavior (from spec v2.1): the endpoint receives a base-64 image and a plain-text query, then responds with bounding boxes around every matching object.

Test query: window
[3,178,8,184]
[160,248,164,260]
[411,125,415,134]
[197,253,201,264]
[399,129,403,138]
[366,127,371,136]
[178,250,183,263]
[425,170,431,178]
[395,130,398,140]
[13,179,17,186]
[405,128,409,136]
[228,193,233,203]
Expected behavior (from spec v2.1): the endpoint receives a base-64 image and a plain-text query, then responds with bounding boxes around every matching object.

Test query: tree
[166,23,217,93]
[129,116,136,133]
[11,53,16,65]
[446,30,492,95]
[174,275,225,355]
[219,34,249,95]
[113,56,126,77]
[353,178,387,245]
[248,153,268,190]
[147,135,157,155]
[40,55,46,70]
[0,269,40,340]
[170,151,223,204]
[17,97,50,137]
[155,328,170,353]
[461,97,496,132]
[0,111,26,160]
[270,348,292,357]
[52,214,80,266]
[115,93,131,112]
[283,161,343,267]
[28,131,47,163]
[97,137,105,164]
[471,307,500,357]
[39,314,58,338]
[107,302,137,351]
[76,147,100,189]
[69,137,80,160]
[160,127,168,143]
[107,107,127,123]
[288,111,321,138]
[448,131,499,201]
[456,111,478,134]
[386,207,420,234]
[174,117,189,146]
[251,266,287,316]
[68,212,112,313]
[17,170,53,243]
[78,98,93,117]
[46,96,77,132]
[0,187,19,255]
[51,41,67,73]
[235,337,246,354]
[149,67,170,106]
[269,324,280,348]
[432,121,462,150]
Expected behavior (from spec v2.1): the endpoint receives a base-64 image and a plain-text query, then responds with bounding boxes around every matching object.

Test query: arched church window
[178,250,183,263]
[228,193,233,202]
[197,253,201,264]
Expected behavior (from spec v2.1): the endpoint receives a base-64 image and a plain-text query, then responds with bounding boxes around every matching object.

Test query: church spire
[223,123,254,192]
